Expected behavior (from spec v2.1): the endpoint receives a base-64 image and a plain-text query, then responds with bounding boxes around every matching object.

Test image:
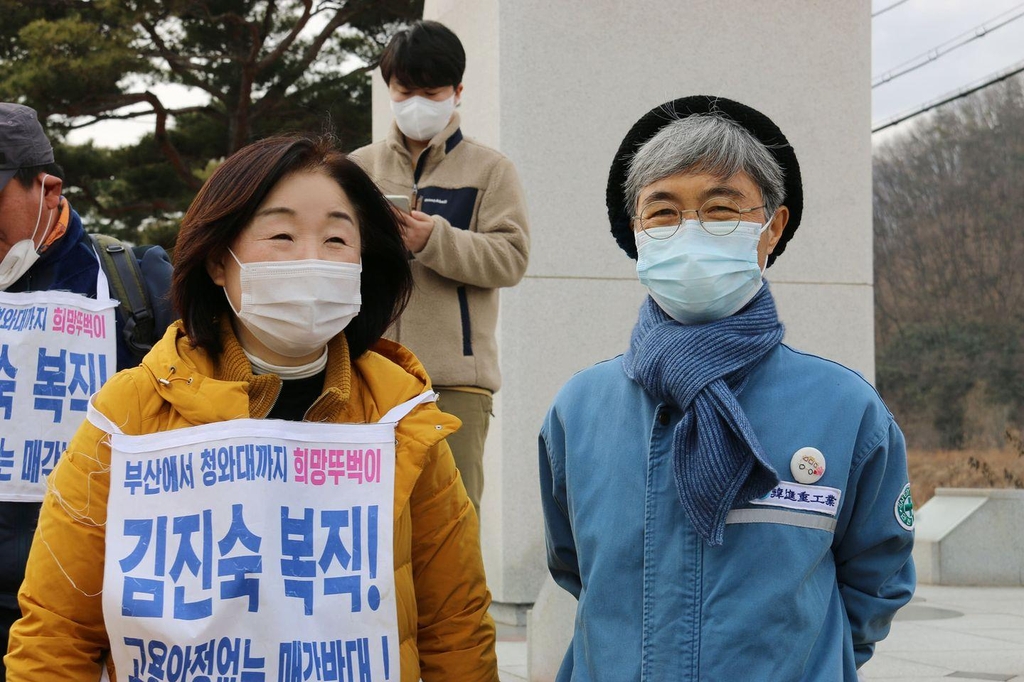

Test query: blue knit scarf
[623,285,783,546]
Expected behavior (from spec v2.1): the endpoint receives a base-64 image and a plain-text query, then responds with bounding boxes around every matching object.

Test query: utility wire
[871,58,1024,133]
[873,0,911,18]
[873,2,1024,88]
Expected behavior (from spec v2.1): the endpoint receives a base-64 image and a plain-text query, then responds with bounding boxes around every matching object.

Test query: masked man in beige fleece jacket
[350,20,530,516]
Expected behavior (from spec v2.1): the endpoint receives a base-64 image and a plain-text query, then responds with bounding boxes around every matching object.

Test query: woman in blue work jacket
[539,95,915,681]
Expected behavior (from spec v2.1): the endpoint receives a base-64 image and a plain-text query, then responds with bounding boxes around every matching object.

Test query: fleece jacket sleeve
[415,156,529,289]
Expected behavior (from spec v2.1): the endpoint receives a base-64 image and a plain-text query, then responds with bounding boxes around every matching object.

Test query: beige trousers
[435,388,493,515]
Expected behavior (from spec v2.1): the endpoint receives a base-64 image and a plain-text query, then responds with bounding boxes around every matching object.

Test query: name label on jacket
[750,481,842,516]
[103,418,402,682]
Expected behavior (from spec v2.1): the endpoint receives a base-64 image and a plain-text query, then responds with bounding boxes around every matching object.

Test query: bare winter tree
[874,76,1024,448]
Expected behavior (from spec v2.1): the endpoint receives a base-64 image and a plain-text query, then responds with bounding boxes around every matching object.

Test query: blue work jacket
[539,343,915,681]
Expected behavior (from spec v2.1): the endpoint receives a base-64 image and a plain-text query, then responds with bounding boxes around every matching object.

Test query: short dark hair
[13,163,65,187]
[379,20,465,89]
[172,135,412,359]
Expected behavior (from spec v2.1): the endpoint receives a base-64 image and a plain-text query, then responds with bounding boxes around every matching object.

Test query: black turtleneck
[266,370,327,421]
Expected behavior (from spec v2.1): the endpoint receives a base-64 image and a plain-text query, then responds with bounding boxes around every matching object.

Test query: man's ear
[454,82,464,107]
[766,206,790,254]
[41,174,62,210]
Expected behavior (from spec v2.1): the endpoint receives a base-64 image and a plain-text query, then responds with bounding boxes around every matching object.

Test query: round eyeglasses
[635,197,767,238]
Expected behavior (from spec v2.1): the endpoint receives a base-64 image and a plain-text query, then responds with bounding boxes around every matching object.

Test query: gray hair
[624,113,785,218]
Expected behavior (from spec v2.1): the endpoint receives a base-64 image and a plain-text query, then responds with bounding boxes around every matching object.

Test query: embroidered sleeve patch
[749,481,842,517]
[895,482,914,530]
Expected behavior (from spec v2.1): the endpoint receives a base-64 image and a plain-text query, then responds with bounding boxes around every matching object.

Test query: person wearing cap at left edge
[539,95,915,681]
[0,102,170,681]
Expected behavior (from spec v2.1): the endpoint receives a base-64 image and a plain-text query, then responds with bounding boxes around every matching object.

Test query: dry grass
[908,447,1024,506]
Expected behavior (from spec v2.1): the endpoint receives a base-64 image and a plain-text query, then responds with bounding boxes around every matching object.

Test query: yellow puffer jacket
[5,320,498,682]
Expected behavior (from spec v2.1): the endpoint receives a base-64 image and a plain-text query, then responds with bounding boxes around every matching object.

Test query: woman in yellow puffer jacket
[4,135,498,681]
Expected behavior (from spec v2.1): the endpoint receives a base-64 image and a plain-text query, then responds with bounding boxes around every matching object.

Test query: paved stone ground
[860,585,1024,681]
[497,584,1024,681]
[495,622,528,682]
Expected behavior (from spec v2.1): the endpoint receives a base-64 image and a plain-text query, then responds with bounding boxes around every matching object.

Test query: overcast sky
[68,2,1024,147]
[872,0,1024,137]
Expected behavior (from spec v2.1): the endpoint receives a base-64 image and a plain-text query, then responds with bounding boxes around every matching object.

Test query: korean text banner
[104,418,399,682]
[0,289,116,502]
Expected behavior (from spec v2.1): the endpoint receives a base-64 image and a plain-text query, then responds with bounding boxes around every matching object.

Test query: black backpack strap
[90,233,155,358]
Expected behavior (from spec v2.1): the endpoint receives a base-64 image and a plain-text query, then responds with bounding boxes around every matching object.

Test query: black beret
[606,95,802,266]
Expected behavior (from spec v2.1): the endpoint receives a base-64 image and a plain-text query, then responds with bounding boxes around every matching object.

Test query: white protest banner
[104,416,406,682]
[0,287,116,501]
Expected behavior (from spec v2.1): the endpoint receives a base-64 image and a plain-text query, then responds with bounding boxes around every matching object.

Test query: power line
[872,2,1024,88]
[871,58,1024,133]
[873,0,911,18]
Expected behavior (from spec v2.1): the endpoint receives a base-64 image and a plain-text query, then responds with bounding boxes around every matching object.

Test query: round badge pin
[790,447,826,484]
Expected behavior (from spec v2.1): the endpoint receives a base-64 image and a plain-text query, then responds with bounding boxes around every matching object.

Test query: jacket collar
[143,318,354,422]
[385,111,464,165]
[32,199,81,269]
[214,318,354,420]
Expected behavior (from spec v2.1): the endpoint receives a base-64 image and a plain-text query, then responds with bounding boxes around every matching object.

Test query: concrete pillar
[369,1,874,634]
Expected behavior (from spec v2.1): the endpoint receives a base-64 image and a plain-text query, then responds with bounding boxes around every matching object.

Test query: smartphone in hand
[385,194,411,213]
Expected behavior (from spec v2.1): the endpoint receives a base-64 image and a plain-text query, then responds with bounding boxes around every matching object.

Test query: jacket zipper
[411,148,429,207]
[263,381,284,419]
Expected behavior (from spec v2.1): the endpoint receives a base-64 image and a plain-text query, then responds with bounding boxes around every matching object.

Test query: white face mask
[0,173,54,291]
[390,95,456,142]
[225,250,362,359]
